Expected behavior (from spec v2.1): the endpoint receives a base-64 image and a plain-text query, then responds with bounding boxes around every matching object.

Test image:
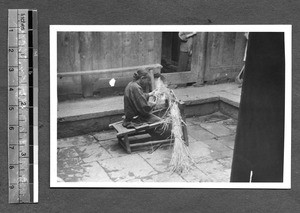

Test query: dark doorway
[161,32,181,73]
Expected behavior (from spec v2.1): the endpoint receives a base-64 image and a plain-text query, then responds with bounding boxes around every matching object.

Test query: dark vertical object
[171,32,180,62]
[230,32,285,182]
[78,32,94,97]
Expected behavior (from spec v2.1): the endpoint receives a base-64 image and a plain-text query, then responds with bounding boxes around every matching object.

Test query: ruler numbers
[8,9,37,203]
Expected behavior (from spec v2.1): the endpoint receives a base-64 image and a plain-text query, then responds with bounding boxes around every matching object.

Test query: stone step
[57,83,241,138]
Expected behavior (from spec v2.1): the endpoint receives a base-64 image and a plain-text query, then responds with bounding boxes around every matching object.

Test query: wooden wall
[57,32,247,99]
[204,32,247,82]
[57,32,162,98]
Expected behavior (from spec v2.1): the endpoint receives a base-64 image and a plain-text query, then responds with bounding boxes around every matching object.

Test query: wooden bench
[109,102,189,154]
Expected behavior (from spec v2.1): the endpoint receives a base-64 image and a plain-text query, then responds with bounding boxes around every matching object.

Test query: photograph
[50,25,291,188]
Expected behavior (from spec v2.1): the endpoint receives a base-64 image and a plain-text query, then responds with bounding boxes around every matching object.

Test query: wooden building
[57,32,247,100]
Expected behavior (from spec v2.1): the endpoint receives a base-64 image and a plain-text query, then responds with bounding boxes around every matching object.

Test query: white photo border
[50,25,292,188]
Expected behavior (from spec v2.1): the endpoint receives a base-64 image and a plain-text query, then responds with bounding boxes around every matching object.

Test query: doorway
[161,32,192,73]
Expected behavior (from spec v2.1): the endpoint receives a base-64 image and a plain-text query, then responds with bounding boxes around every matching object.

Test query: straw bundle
[152,78,194,173]
[169,102,194,173]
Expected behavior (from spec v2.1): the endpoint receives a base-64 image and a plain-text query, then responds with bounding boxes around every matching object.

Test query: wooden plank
[191,32,208,85]
[138,32,146,65]
[130,139,174,148]
[222,33,236,66]
[123,32,139,67]
[57,32,82,95]
[90,32,112,82]
[91,32,101,71]
[153,32,162,64]
[133,124,149,131]
[124,135,131,153]
[217,32,225,67]
[109,120,123,128]
[178,102,189,146]
[118,137,128,153]
[113,123,132,133]
[58,64,162,77]
[57,64,162,77]
[148,121,165,128]
[233,32,247,65]
[111,32,123,69]
[57,32,80,73]
[78,32,94,97]
[204,32,245,82]
[145,33,155,65]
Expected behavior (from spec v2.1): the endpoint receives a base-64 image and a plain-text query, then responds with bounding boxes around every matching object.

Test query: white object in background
[109,78,116,87]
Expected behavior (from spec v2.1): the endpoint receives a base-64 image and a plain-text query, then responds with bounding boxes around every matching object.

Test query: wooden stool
[109,120,171,154]
[109,102,188,154]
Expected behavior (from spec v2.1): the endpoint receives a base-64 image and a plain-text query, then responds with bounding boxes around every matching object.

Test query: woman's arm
[131,86,154,117]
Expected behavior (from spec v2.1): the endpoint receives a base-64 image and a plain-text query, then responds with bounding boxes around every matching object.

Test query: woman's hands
[148,96,157,108]
[148,88,158,97]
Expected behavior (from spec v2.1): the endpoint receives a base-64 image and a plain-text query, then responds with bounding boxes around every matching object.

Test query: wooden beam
[57,64,162,77]
[194,32,208,86]
[130,139,174,148]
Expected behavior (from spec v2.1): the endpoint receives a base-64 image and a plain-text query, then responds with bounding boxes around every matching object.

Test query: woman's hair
[133,69,150,80]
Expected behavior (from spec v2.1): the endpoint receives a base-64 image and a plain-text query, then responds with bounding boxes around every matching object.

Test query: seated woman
[123,69,171,140]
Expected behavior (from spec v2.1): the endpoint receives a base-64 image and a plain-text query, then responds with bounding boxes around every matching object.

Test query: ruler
[8,9,38,203]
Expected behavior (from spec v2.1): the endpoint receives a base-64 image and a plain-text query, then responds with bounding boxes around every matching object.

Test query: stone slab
[201,139,233,154]
[217,135,236,149]
[216,157,233,170]
[189,112,230,125]
[195,160,231,182]
[138,147,173,172]
[217,118,238,133]
[57,134,96,148]
[188,141,213,163]
[100,139,130,158]
[92,130,117,141]
[76,143,112,163]
[188,125,216,141]
[180,165,214,182]
[200,122,233,137]
[98,154,158,182]
[80,161,112,182]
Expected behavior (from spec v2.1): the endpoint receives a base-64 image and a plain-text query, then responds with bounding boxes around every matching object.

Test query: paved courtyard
[57,111,237,183]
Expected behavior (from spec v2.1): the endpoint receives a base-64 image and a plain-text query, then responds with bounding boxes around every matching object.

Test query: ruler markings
[8,9,38,204]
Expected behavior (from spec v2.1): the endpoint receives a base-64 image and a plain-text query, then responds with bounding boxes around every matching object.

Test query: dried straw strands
[153,78,194,173]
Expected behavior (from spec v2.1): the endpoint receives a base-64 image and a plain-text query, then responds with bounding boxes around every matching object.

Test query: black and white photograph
[50,25,291,188]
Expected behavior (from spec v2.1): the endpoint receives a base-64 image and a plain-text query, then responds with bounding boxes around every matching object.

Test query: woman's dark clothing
[123,81,171,140]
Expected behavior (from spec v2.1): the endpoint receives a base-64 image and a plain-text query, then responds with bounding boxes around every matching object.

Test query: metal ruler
[8,9,38,203]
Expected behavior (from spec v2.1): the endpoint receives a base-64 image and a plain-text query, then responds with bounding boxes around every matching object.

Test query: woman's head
[133,69,151,87]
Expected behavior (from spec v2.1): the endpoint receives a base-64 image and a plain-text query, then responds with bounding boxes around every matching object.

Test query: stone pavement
[57,112,237,183]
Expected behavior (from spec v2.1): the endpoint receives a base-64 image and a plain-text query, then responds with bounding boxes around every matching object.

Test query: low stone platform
[57,83,242,138]
[57,112,237,183]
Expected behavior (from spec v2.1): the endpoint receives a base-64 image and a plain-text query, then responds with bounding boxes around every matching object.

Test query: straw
[152,78,194,173]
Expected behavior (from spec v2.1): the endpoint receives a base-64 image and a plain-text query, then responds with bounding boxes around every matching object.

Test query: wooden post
[123,135,131,154]
[178,101,189,146]
[78,32,94,97]
[192,32,208,87]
